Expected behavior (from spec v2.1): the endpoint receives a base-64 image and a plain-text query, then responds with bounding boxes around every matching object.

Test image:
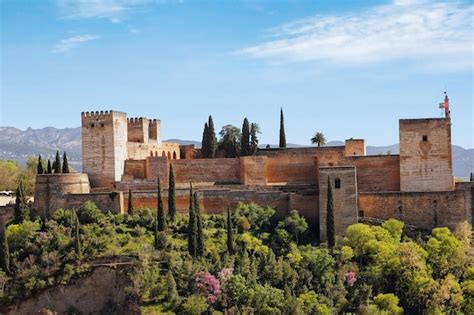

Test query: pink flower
[195,271,222,304]
[218,268,234,283]
[345,271,357,287]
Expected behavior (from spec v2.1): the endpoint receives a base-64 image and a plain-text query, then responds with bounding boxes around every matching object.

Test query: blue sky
[1,0,472,148]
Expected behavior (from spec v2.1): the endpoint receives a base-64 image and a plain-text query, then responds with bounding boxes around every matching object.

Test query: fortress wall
[347,155,400,192]
[0,205,14,233]
[146,156,169,183]
[358,189,469,231]
[240,156,267,185]
[266,156,317,184]
[170,158,241,184]
[124,160,147,180]
[289,194,319,227]
[258,146,344,158]
[66,192,124,214]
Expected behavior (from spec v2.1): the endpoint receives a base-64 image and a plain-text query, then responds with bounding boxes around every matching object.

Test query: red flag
[444,95,449,110]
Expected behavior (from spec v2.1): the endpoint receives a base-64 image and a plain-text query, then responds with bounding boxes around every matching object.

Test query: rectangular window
[422,135,428,141]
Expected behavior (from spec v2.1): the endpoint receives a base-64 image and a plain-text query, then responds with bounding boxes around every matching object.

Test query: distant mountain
[1,127,472,179]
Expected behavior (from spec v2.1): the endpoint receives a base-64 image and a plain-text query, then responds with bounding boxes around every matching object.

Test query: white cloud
[237,0,473,71]
[52,34,100,53]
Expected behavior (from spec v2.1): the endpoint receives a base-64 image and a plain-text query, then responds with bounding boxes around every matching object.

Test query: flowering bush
[218,268,234,284]
[195,271,222,303]
[345,271,357,287]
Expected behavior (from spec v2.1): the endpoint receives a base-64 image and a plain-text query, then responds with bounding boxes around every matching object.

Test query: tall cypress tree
[241,118,250,156]
[54,151,61,173]
[1,231,10,274]
[62,152,70,173]
[37,154,44,174]
[168,164,176,223]
[279,108,287,148]
[14,181,29,224]
[187,183,197,258]
[226,207,234,255]
[73,209,82,260]
[128,189,134,215]
[157,176,166,231]
[207,115,217,158]
[250,123,259,156]
[194,192,204,257]
[326,176,335,248]
[201,122,209,158]
[47,159,52,174]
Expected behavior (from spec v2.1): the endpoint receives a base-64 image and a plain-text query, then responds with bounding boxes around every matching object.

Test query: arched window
[155,151,158,156]
[173,151,177,159]
[335,178,341,189]
[150,151,154,156]
[167,152,172,159]
[162,151,166,157]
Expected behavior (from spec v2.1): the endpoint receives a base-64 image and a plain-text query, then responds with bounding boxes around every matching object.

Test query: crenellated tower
[81,110,128,188]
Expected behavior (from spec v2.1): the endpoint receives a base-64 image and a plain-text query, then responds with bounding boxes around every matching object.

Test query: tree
[208,115,217,158]
[227,207,235,254]
[166,270,179,306]
[250,123,259,155]
[128,189,134,215]
[168,164,176,223]
[62,152,70,173]
[13,181,29,224]
[37,155,44,174]
[278,209,308,244]
[201,122,209,158]
[241,118,250,156]
[53,151,61,173]
[187,183,197,258]
[47,159,52,174]
[1,230,10,274]
[279,108,286,148]
[156,176,166,232]
[194,192,204,257]
[311,132,326,147]
[218,125,241,158]
[73,209,82,260]
[326,177,335,248]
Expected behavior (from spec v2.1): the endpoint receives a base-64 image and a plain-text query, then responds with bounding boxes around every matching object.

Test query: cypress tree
[187,183,197,258]
[194,192,204,257]
[207,115,217,158]
[226,207,234,255]
[128,189,134,215]
[157,176,166,231]
[326,176,335,248]
[62,152,70,173]
[201,122,209,158]
[166,270,179,305]
[168,164,176,223]
[1,231,10,274]
[279,108,287,148]
[73,209,82,260]
[14,181,29,224]
[54,151,61,173]
[37,154,44,174]
[47,159,52,174]
[250,123,259,156]
[241,118,250,156]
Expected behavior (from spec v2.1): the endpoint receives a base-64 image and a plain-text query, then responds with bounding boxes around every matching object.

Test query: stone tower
[81,111,128,188]
[399,118,453,192]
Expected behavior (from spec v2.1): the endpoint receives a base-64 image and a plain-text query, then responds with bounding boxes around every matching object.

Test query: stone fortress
[32,108,473,240]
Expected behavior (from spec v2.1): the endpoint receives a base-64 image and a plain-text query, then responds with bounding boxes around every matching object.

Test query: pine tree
[207,115,217,158]
[1,231,10,274]
[241,118,250,156]
[14,181,29,224]
[168,164,176,223]
[47,159,52,174]
[54,151,61,173]
[279,108,287,148]
[201,122,209,158]
[187,183,197,258]
[73,209,82,260]
[226,207,234,255]
[326,176,335,248]
[62,152,70,173]
[128,189,134,215]
[157,176,166,231]
[37,154,44,174]
[250,123,259,155]
[194,192,204,257]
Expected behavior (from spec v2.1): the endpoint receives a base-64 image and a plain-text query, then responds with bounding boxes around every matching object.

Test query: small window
[335,178,341,189]
[100,123,104,127]
[358,210,365,217]
[422,135,428,142]
[91,123,95,128]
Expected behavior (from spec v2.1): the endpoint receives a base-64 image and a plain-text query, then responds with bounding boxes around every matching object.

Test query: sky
[1,0,473,148]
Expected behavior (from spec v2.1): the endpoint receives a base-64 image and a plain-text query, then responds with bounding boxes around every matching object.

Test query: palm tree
[311,132,326,147]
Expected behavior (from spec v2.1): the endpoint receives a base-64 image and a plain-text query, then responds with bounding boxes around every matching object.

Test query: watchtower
[149,119,161,143]
[81,111,128,188]
[127,117,149,143]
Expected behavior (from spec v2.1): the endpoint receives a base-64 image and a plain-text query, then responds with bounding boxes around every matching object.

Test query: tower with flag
[439,92,450,118]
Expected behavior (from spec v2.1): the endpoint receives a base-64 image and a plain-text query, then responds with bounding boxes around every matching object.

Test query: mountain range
[1,126,472,179]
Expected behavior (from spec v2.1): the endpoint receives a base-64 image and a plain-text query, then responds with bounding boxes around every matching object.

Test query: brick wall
[66,192,124,214]
[240,156,267,185]
[267,156,317,184]
[170,158,241,184]
[123,160,147,180]
[348,155,400,192]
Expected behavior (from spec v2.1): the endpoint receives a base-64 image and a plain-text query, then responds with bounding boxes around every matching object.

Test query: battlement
[81,110,127,121]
